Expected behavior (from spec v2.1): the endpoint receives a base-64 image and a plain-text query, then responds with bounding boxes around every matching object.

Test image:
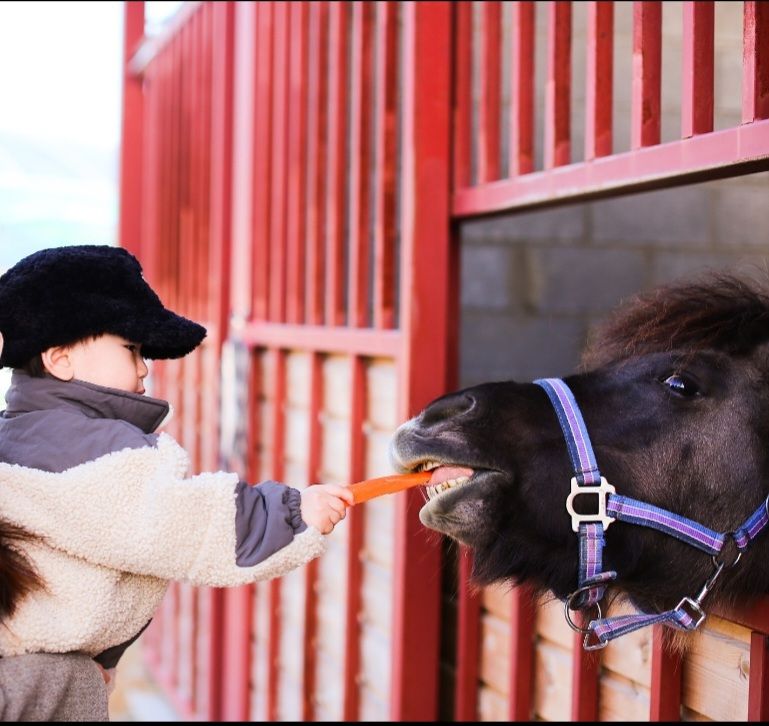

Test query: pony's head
[392,274,769,628]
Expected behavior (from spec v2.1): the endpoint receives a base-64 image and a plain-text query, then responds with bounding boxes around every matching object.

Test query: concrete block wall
[459,171,769,388]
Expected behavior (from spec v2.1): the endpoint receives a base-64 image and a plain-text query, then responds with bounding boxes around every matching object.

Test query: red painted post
[649,625,682,721]
[325,1,349,328]
[301,353,324,721]
[585,1,613,160]
[119,1,145,258]
[681,1,714,138]
[393,1,452,719]
[742,1,769,123]
[544,1,572,169]
[269,3,289,324]
[286,2,308,325]
[266,347,287,722]
[631,1,662,149]
[373,1,398,330]
[253,2,274,322]
[748,632,769,720]
[230,0,257,325]
[342,356,366,720]
[347,1,374,328]
[509,1,535,175]
[306,2,329,326]
[478,1,501,183]
[453,1,472,189]
[453,549,481,721]
[508,585,536,720]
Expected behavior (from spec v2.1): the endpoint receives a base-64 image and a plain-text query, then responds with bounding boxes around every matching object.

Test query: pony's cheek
[419,496,487,545]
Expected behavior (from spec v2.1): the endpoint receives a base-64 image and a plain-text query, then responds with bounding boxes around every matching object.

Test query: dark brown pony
[391,273,769,628]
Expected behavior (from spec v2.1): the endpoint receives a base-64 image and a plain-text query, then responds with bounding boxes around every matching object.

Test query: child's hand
[300,484,355,534]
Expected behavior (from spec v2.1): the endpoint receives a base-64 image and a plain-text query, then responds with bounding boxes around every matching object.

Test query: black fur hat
[0,245,207,368]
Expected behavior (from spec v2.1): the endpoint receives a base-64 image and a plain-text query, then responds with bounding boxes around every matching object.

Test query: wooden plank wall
[249,350,399,720]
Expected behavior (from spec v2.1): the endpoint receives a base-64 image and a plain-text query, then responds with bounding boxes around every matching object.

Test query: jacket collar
[3,371,172,435]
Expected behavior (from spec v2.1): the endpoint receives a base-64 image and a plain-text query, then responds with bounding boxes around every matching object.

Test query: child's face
[67,334,149,394]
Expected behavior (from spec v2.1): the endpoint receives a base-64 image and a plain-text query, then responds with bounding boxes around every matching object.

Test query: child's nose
[138,358,149,377]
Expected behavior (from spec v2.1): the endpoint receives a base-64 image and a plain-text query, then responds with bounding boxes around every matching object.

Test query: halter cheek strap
[534,377,769,650]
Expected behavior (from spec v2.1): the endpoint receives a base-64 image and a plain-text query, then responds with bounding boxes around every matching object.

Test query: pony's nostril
[420,391,476,426]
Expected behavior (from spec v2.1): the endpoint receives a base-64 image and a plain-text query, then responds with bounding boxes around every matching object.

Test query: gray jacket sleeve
[234,481,308,567]
[0,653,109,721]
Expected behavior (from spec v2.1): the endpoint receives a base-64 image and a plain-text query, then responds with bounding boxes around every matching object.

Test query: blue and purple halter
[534,377,769,650]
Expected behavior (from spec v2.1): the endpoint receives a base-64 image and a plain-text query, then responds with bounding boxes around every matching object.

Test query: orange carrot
[348,471,431,504]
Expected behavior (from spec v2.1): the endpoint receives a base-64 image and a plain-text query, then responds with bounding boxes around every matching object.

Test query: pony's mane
[581,272,769,369]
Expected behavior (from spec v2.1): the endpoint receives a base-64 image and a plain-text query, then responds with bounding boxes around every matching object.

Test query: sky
[0,0,183,394]
[0,1,183,270]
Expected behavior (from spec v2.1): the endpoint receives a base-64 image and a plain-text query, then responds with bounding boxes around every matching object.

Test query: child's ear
[41,346,75,381]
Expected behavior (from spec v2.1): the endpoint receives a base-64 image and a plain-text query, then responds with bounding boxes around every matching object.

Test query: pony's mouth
[416,461,475,501]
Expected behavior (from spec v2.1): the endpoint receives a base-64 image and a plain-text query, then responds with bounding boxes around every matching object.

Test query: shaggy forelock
[581,271,769,370]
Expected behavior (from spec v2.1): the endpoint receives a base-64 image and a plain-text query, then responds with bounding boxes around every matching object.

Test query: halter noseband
[534,377,769,650]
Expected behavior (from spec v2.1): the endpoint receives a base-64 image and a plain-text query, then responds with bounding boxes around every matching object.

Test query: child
[0,245,354,718]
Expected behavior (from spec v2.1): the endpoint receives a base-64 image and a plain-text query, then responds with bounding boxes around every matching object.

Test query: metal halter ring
[564,586,603,634]
[713,531,743,570]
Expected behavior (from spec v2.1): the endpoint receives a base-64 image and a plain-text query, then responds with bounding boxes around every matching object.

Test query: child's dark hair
[0,521,44,619]
[21,355,45,378]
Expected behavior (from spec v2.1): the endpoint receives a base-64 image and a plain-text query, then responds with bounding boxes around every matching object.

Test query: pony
[391,272,769,647]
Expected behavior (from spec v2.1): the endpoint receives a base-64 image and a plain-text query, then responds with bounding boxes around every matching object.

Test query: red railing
[120,1,769,722]
[453,1,769,217]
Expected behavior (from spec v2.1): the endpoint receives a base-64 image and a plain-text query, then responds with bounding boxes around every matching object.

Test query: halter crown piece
[534,377,769,650]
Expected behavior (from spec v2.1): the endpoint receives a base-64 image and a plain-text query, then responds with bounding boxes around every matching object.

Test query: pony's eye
[661,374,700,397]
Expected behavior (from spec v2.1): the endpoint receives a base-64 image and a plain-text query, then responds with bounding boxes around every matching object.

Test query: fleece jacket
[0,372,325,663]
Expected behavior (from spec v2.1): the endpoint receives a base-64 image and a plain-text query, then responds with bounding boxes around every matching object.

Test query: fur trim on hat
[0,245,206,368]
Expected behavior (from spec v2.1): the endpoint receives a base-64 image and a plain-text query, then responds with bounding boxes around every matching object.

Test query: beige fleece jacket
[0,433,326,657]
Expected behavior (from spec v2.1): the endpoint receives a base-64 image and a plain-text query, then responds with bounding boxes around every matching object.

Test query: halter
[534,377,769,650]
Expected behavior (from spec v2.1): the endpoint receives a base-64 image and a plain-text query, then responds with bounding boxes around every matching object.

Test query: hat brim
[125,308,207,360]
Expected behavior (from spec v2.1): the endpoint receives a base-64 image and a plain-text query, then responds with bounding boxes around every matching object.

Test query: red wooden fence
[120,1,769,721]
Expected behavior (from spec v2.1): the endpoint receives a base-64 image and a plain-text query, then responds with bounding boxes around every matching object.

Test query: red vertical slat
[325,2,348,327]
[748,632,769,720]
[477,1,501,182]
[649,626,682,721]
[681,1,714,138]
[585,1,613,159]
[453,1,472,189]
[742,1,769,123]
[373,1,398,330]
[208,2,235,348]
[343,356,366,720]
[347,1,374,328]
[119,1,145,257]
[187,16,203,711]
[544,0,572,169]
[266,347,287,722]
[269,3,289,323]
[306,2,329,326]
[286,2,309,324]
[302,353,323,721]
[229,1,256,323]
[570,618,599,721]
[508,585,536,720]
[509,1,535,175]
[454,551,481,721]
[207,3,235,721]
[393,1,452,719]
[253,2,273,321]
[166,34,184,695]
[631,1,662,149]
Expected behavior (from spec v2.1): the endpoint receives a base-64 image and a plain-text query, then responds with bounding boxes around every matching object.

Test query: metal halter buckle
[565,476,616,533]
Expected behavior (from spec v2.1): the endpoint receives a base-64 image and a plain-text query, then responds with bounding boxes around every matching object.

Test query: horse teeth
[426,476,471,500]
